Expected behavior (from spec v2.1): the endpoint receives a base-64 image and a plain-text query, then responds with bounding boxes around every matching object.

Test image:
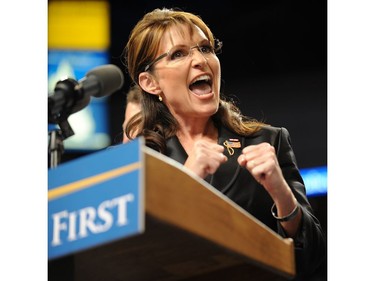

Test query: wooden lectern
[49,145,295,281]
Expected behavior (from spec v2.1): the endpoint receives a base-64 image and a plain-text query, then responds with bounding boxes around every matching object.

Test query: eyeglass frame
[144,39,223,72]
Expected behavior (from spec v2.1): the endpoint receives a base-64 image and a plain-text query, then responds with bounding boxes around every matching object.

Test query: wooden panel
[144,147,295,277]
[72,215,290,281]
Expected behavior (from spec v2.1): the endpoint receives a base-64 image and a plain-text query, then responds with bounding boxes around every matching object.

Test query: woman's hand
[237,142,289,199]
[237,142,301,237]
[184,139,227,179]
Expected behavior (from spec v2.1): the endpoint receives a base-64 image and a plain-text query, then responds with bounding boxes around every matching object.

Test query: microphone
[78,64,125,98]
[48,64,124,123]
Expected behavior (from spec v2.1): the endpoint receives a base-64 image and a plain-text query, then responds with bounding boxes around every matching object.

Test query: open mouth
[189,74,212,96]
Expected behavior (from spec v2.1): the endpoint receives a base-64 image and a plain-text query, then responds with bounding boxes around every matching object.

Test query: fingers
[203,144,227,174]
[241,142,273,155]
[237,142,277,183]
[196,141,227,164]
[238,143,274,166]
[238,142,292,203]
[246,159,267,184]
[185,140,227,178]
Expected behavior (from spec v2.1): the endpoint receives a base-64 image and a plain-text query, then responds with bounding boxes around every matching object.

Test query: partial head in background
[122,84,142,143]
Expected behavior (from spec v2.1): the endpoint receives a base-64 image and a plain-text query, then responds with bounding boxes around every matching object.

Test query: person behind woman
[123,7,326,280]
[122,84,142,143]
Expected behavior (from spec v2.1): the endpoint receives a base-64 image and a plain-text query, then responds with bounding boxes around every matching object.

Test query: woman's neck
[176,118,218,154]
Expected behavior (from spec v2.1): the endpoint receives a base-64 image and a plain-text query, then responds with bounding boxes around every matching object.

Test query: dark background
[106,1,328,235]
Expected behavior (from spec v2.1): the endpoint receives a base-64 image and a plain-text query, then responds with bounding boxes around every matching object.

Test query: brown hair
[125,7,216,84]
[123,8,265,153]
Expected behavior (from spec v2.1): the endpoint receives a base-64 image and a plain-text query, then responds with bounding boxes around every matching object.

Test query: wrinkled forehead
[159,23,209,50]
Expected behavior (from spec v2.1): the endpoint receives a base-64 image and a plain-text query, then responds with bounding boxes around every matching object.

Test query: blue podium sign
[48,138,144,260]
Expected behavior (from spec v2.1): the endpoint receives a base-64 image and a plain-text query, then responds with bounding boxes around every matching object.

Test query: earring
[158,95,163,101]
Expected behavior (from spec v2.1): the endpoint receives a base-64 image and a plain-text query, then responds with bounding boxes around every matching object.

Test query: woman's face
[150,24,221,123]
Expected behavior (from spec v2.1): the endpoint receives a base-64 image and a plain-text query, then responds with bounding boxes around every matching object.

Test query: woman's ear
[138,72,161,96]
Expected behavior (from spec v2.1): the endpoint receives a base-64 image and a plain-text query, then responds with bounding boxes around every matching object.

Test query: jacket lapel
[211,126,244,193]
[166,136,188,165]
[165,127,245,193]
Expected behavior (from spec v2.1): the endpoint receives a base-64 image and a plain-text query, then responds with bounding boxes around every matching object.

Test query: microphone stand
[48,78,77,168]
[48,119,74,168]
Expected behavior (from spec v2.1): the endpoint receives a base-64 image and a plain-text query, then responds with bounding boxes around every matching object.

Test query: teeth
[192,75,210,84]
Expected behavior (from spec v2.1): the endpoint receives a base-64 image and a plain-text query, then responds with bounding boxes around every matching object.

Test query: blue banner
[48,138,144,260]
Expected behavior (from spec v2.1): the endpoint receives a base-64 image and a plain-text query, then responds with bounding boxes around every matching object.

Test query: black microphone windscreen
[85,64,124,98]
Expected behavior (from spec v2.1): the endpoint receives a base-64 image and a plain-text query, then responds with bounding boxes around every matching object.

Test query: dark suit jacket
[165,125,326,280]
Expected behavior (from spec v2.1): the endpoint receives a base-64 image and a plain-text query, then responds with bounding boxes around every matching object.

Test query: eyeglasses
[144,39,223,72]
